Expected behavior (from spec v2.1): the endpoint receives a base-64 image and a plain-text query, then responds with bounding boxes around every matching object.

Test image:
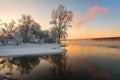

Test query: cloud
[74,6,109,26]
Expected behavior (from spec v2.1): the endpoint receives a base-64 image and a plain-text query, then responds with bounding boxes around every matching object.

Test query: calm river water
[0,41,120,80]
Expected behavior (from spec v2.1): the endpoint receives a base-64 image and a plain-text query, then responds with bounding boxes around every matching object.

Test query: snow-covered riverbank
[0,43,66,57]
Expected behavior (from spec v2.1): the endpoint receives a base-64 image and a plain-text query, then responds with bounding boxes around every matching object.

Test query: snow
[0,43,66,57]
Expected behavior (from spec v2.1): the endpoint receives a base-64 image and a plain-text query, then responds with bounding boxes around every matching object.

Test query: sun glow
[0,0,119,39]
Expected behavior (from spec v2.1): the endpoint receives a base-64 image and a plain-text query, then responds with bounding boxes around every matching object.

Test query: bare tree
[50,5,73,43]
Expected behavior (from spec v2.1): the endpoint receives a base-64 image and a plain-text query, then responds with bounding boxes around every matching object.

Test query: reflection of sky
[65,44,120,80]
[0,0,120,39]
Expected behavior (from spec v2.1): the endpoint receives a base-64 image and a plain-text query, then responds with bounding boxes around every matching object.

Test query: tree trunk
[58,33,61,44]
[58,39,60,44]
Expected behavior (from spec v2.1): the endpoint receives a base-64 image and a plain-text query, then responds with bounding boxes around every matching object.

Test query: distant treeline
[91,37,120,41]
[62,37,120,41]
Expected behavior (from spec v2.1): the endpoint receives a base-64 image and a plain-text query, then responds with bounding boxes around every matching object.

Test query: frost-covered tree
[0,29,8,45]
[42,30,51,43]
[3,20,16,38]
[18,14,41,43]
[29,21,42,42]
[0,20,16,45]
[18,14,34,42]
[12,27,23,45]
[50,27,59,43]
[50,5,73,43]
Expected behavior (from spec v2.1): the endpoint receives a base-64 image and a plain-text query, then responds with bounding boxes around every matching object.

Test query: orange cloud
[74,6,109,26]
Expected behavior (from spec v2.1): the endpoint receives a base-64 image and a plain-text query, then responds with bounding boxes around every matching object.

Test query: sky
[0,0,120,39]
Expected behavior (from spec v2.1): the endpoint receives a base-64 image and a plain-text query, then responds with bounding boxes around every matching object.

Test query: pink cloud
[74,6,109,26]
[73,12,81,19]
[100,7,109,14]
[73,12,81,26]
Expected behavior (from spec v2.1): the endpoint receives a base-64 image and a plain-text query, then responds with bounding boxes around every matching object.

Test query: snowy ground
[0,43,66,57]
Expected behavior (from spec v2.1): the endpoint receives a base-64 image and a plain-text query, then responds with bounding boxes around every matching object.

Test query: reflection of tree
[0,56,40,74]
[47,53,72,80]
[0,53,72,80]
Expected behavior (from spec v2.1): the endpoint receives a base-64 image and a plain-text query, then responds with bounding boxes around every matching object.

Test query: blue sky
[0,0,120,39]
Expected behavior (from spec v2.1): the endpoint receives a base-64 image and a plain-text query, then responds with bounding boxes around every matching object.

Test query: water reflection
[0,44,120,80]
[0,52,72,80]
[48,53,72,80]
[65,45,120,80]
[36,53,72,80]
[0,56,40,74]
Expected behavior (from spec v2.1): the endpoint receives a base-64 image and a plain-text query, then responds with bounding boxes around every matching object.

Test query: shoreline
[0,43,67,57]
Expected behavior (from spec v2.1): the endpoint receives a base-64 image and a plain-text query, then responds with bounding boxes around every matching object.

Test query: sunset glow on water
[0,41,120,80]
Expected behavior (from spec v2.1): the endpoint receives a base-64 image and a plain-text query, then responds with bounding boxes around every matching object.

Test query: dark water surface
[0,42,120,80]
